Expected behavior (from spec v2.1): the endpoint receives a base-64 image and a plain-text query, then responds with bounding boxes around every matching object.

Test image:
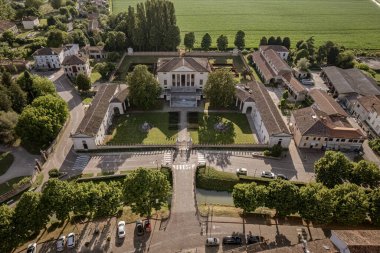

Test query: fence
[0,182,32,204]
[183,51,234,57]
[131,51,180,57]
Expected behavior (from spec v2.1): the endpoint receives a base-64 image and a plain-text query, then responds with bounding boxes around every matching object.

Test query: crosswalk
[162,152,173,166]
[173,164,195,170]
[72,155,90,171]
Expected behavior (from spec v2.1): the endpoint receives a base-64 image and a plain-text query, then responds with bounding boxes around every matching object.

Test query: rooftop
[260,45,289,53]
[322,66,380,96]
[282,73,307,93]
[309,89,348,117]
[252,51,276,81]
[157,57,212,73]
[357,95,380,114]
[263,49,291,74]
[62,54,88,66]
[0,20,16,33]
[332,230,380,253]
[32,47,63,56]
[22,16,38,21]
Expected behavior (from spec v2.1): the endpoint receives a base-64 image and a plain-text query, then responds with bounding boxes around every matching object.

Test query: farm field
[112,0,380,50]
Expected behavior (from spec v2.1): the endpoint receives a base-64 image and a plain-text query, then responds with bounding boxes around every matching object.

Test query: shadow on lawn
[198,114,236,144]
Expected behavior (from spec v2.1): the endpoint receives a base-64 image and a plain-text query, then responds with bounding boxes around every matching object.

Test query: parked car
[67,233,75,248]
[222,236,242,245]
[26,243,36,253]
[56,235,65,252]
[136,220,144,236]
[236,168,247,175]
[247,234,264,245]
[206,237,220,246]
[277,174,289,180]
[301,79,314,85]
[144,220,151,232]
[118,221,126,239]
[261,171,275,179]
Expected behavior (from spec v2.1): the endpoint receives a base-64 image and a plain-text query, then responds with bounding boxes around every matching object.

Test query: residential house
[0,20,18,35]
[259,45,289,60]
[235,81,292,148]
[330,230,380,253]
[157,57,212,107]
[84,45,107,59]
[33,47,64,70]
[62,54,90,78]
[71,84,129,150]
[22,16,39,30]
[321,66,380,109]
[251,46,307,101]
[351,95,380,136]
[63,44,80,57]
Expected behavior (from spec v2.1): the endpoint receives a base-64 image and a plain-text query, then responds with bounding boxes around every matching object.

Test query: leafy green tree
[266,179,299,217]
[69,29,89,47]
[233,183,265,213]
[217,35,228,51]
[47,29,67,47]
[332,183,369,225]
[93,181,123,217]
[338,50,355,69]
[41,179,74,222]
[94,62,115,80]
[201,33,212,51]
[369,188,380,225]
[8,83,27,113]
[30,75,57,98]
[282,90,289,100]
[268,36,276,45]
[31,94,68,125]
[0,204,15,253]
[369,138,380,154]
[1,71,12,87]
[0,111,19,144]
[275,36,282,45]
[327,46,340,65]
[0,85,12,112]
[163,25,181,51]
[0,31,15,46]
[314,151,352,188]
[49,0,65,9]
[25,0,44,9]
[75,73,91,91]
[282,37,291,49]
[0,0,15,20]
[184,32,195,51]
[296,58,310,71]
[105,31,126,51]
[204,69,235,108]
[299,183,335,224]
[259,36,267,46]
[127,65,161,109]
[123,168,171,218]
[72,182,97,217]
[295,49,309,62]
[234,30,245,50]
[350,160,380,188]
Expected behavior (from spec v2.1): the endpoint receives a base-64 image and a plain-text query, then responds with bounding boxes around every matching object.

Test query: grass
[0,152,14,176]
[107,113,178,145]
[189,112,254,144]
[32,173,44,188]
[0,176,29,195]
[112,0,380,50]
[375,73,380,84]
[90,71,102,84]
[82,97,93,105]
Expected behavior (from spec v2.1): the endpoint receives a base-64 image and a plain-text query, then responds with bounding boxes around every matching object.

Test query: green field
[112,0,380,50]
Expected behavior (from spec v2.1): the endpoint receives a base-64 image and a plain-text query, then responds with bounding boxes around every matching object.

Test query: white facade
[22,18,39,30]
[63,44,79,57]
[34,50,64,69]
[366,110,380,135]
[157,66,209,90]
[63,60,91,78]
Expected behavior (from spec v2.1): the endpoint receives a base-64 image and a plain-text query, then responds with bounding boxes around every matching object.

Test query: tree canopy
[204,69,235,108]
[234,30,245,50]
[217,35,228,51]
[184,32,195,51]
[266,179,299,217]
[75,73,91,92]
[233,183,266,213]
[201,33,212,51]
[350,160,380,188]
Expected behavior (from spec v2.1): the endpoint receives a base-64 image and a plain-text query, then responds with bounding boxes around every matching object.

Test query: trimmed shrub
[48,168,60,178]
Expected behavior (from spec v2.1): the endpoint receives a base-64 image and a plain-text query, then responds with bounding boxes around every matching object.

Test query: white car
[67,233,75,248]
[261,171,275,179]
[26,243,36,253]
[206,237,220,246]
[118,221,126,238]
[236,168,247,175]
[56,235,65,252]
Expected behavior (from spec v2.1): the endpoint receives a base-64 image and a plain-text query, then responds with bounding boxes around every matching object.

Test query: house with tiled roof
[0,20,18,35]
[331,230,380,253]
[235,81,292,148]
[351,95,380,136]
[62,54,90,78]
[251,46,307,101]
[33,47,64,70]
[157,57,212,107]
[71,84,129,150]
[83,45,107,60]
[22,16,39,30]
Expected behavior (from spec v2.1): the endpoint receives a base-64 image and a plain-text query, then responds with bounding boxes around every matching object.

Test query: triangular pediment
[172,66,194,72]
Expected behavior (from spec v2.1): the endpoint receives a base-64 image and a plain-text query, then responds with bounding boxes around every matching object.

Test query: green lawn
[0,152,14,176]
[112,0,380,50]
[375,73,380,84]
[90,71,102,84]
[107,113,178,144]
[189,112,254,144]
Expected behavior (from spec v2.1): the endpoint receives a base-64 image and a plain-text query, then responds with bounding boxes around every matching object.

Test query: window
[357,104,360,108]
[317,137,321,141]
[336,139,340,142]
[328,138,333,141]
[348,139,353,142]
[313,137,316,140]
[200,79,203,85]
[304,143,307,146]
[353,140,358,143]
[359,140,364,143]
[164,80,167,85]
[341,139,345,142]
[324,138,328,141]
[305,137,309,140]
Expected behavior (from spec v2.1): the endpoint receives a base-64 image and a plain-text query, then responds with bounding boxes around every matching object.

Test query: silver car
[56,235,65,252]
[205,237,220,246]
[261,171,275,179]
[118,221,126,238]
[67,233,75,248]
[26,243,36,253]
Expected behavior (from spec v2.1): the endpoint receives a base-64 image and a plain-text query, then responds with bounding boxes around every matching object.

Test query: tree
[298,183,335,224]
[350,160,380,188]
[123,168,171,217]
[282,90,289,100]
[268,36,276,45]
[369,188,380,225]
[184,32,195,51]
[282,37,291,50]
[234,30,245,50]
[0,111,18,144]
[0,85,12,112]
[201,33,212,51]
[314,151,352,188]
[266,180,299,217]
[1,31,15,46]
[163,25,181,51]
[94,62,115,79]
[41,179,74,222]
[8,83,27,113]
[327,46,340,65]
[296,57,310,71]
[0,0,15,20]
[47,29,67,47]
[217,35,228,51]
[332,183,369,225]
[25,0,44,9]
[127,65,161,109]
[295,49,309,62]
[275,36,282,45]
[49,0,65,9]
[1,71,12,87]
[105,31,126,51]
[338,50,355,69]
[204,69,235,108]
[75,73,91,91]
[233,183,265,213]
[30,94,68,126]
[0,205,15,253]
[369,138,380,154]
[69,29,89,47]
[259,36,267,46]
[93,181,123,217]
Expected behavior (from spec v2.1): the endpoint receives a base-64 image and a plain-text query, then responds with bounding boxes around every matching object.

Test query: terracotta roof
[309,89,348,117]
[322,66,380,96]
[292,107,365,139]
[260,45,289,53]
[0,20,16,33]
[32,47,63,56]
[358,95,380,114]
[22,16,38,21]
[74,84,118,136]
[252,51,276,81]
[263,49,292,74]
[111,85,129,103]
[282,73,306,93]
[262,238,338,253]
[332,230,380,253]
[87,45,105,52]
[157,57,211,73]
[62,55,88,66]
[236,81,291,136]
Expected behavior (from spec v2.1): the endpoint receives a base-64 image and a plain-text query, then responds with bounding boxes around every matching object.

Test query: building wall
[64,44,79,57]
[366,110,380,135]
[22,19,39,30]
[158,71,209,90]
[64,61,90,78]
[73,137,97,150]
[351,101,369,122]
[34,51,64,69]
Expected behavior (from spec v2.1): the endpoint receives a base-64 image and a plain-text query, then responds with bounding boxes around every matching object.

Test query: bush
[12,177,31,189]
[48,168,60,178]
[263,150,271,156]
[369,138,380,154]
[263,145,282,157]
[196,166,239,192]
